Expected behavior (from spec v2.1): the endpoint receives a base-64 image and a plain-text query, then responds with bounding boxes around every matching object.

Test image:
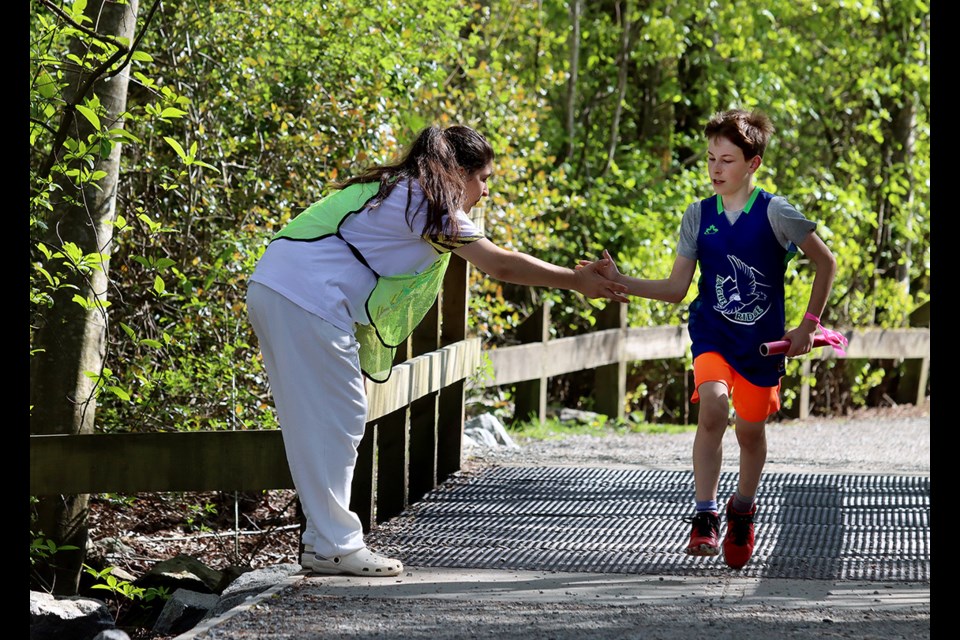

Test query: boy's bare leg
[733,415,767,498]
[692,381,730,502]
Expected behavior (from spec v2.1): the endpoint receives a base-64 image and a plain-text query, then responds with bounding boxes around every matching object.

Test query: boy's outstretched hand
[575,250,628,303]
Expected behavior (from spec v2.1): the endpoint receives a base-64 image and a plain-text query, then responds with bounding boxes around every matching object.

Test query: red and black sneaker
[723,497,757,569]
[684,511,721,556]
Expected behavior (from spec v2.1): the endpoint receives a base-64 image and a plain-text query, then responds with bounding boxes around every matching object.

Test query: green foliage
[30,0,220,426]
[511,412,697,442]
[30,536,79,569]
[30,534,79,594]
[29,0,929,434]
[91,0,479,431]
[83,565,170,621]
[30,495,80,592]
[184,500,218,533]
[847,359,889,406]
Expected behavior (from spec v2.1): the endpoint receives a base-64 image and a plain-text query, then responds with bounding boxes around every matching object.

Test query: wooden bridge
[30,252,930,533]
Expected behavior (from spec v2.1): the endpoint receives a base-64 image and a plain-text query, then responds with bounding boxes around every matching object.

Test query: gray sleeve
[677,201,700,260]
[768,196,817,249]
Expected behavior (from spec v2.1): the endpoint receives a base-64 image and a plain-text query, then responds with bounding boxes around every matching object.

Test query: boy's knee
[734,419,767,446]
[698,396,730,431]
[735,407,772,424]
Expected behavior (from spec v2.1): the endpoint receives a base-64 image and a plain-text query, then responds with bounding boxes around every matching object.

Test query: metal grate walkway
[382,467,930,582]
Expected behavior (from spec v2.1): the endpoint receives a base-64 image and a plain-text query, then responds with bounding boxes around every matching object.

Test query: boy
[592,109,837,568]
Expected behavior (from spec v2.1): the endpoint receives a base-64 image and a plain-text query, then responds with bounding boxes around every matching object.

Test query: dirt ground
[191,589,930,640]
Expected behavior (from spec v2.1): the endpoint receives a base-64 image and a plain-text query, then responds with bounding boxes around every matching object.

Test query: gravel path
[184,400,931,640]
[462,400,931,476]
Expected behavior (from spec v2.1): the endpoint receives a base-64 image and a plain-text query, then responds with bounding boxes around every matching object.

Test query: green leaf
[160,107,188,119]
[164,137,187,160]
[191,159,220,172]
[71,0,88,21]
[36,70,58,98]
[108,127,142,144]
[75,104,101,130]
[107,386,131,401]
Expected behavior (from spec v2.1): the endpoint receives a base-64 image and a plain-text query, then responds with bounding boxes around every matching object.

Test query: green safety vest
[271,182,450,383]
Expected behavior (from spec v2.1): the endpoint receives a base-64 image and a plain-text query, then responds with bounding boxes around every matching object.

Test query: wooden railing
[29,253,930,532]
[487,301,931,424]
[30,255,476,532]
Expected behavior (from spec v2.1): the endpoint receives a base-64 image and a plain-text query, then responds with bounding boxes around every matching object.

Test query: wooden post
[593,303,627,420]
[896,356,930,407]
[915,356,929,406]
[897,300,930,407]
[437,254,468,482]
[408,394,438,503]
[799,359,812,420]
[375,408,408,523]
[512,301,551,425]
[350,422,376,533]
[412,302,441,356]
[408,298,442,503]
[361,324,415,527]
[437,380,465,484]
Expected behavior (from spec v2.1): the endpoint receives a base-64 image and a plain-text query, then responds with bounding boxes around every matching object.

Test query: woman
[247,124,627,576]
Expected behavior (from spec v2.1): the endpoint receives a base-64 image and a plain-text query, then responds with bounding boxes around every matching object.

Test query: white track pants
[246,282,367,557]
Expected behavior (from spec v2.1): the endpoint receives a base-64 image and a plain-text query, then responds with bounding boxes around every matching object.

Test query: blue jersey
[687,189,791,387]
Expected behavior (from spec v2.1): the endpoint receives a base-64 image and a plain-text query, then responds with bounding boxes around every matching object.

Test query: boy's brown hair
[704,109,775,160]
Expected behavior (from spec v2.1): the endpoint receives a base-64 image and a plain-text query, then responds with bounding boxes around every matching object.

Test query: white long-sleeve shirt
[249,178,483,333]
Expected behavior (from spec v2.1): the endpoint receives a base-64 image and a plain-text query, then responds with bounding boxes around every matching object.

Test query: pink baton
[760,314,849,357]
[760,335,834,356]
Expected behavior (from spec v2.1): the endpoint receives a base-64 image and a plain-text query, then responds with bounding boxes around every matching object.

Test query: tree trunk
[30,0,139,596]
[870,4,921,327]
[559,0,581,165]
[601,2,633,177]
[890,101,916,304]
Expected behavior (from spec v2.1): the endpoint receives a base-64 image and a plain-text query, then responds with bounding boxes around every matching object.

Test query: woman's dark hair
[336,125,495,238]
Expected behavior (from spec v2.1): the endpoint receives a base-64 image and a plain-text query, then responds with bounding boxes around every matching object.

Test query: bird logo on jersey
[713,254,771,325]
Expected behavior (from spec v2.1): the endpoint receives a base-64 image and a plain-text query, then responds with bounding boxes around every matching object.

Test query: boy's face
[706,136,760,198]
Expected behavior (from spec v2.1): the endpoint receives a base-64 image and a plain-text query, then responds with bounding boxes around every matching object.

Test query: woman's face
[462,163,493,212]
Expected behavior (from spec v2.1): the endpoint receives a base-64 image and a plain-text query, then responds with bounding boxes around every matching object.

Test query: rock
[464,424,501,447]
[207,563,301,617]
[215,564,254,593]
[134,553,224,594]
[152,589,220,636]
[558,408,601,424]
[30,590,116,640]
[465,414,519,449]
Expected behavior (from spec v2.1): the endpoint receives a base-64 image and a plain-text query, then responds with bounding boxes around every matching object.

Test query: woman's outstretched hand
[574,252,629,302]
[577,249,622,282]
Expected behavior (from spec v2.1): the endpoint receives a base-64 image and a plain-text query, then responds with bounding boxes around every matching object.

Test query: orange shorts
[691,352,781,423]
